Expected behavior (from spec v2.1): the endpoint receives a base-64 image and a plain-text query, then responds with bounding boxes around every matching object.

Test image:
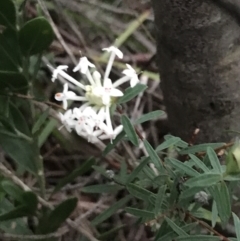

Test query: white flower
[55,83,76,109]
[73,57,95,74]
[102,46,123,59]
[50,46,145,143]
[59,109,75,132]
[51,65,86,90]
[102,46,123,82]
[93,78,123,105]
[99,125,123,142]
[73,107,93,135]
[122,64,139,87]
[55,83,87,109]
[51,65,68,82]
[87,129,104,143]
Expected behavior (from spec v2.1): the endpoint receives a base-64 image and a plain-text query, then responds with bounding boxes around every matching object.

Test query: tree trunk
[151,0,240,143]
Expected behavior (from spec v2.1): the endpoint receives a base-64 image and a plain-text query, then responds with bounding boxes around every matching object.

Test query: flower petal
[55,93,64,101]
[110,88,123,97]
[102,95,111,105]
[102,46,123,59]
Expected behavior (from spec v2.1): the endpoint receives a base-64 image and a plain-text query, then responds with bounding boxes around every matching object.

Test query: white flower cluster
[51,46,139,143]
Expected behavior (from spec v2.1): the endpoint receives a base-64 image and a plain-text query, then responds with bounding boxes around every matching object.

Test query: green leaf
[121,115,138,146]
[209,182,231,226]
[98,225,126,239]
[0,131,38,174]
[0,205,30,221]
[127,157,149,183]
[164,135,188,148]
[165,217,188,236]
[53,158,95,193]
[189,154,209,173]
[176,235,220,241]
[0,0,16,29]
[180,143,225,155]
[180,186,203,200]
[143,140,163,170]
[117,84,147,104]
[0,72,28,93]
[134,110,165,125]
[167,158,199,177]
[233,212,240,241]
[125,207,154,219]
[82,184,122,193]
[0,197,33,235]
[127,183,154,201]
[38,118,57,147]
[184,173,222,188]
[19,17,54,56]
[0,29,21,71]
[9,102,31,135]
[211,201,218,228]
[155,185,166,214]
[103,131,125,156]
[156,137,181,153]
[155,223,196,241]
[1,180,24,202]
[32,108,49,134]
[21,192,38,213]
[37,197,77,234]
[92,195,131,226]
[0,192,37,221]
[207,147,222,173]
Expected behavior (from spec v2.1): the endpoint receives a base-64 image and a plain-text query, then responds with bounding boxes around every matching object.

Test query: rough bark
[151,0,240,143]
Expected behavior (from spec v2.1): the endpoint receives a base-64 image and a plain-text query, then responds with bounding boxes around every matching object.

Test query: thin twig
[0,162,99,241]
[186,212,231,241]
[0,228,67,240]
[0,92,63,110]
[36,0,77,64]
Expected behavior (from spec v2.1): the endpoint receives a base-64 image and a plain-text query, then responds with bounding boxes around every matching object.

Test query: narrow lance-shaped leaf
[184,173,222,188]
[165,217,188,236]
[125,207,154,219]
[103,130,125,156]
[121,115,138,146]
[180,143,225,155]
[211,201,218,228]
[92,195,131,226]
[176,235,221,241]
[81,184,123,194]
[117,84,147,104]
[134,110,165,125]
[144,139,163,170]
[209,182,231,226]
[127,183,154,201]
[156,137,181,152]
[127,157,149,183]
[233,212,240,241]
[189,154,210,173]
[167,158,199,177]
[207,147,222,173]
[32,108,49,134]
[155,185,166,214]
